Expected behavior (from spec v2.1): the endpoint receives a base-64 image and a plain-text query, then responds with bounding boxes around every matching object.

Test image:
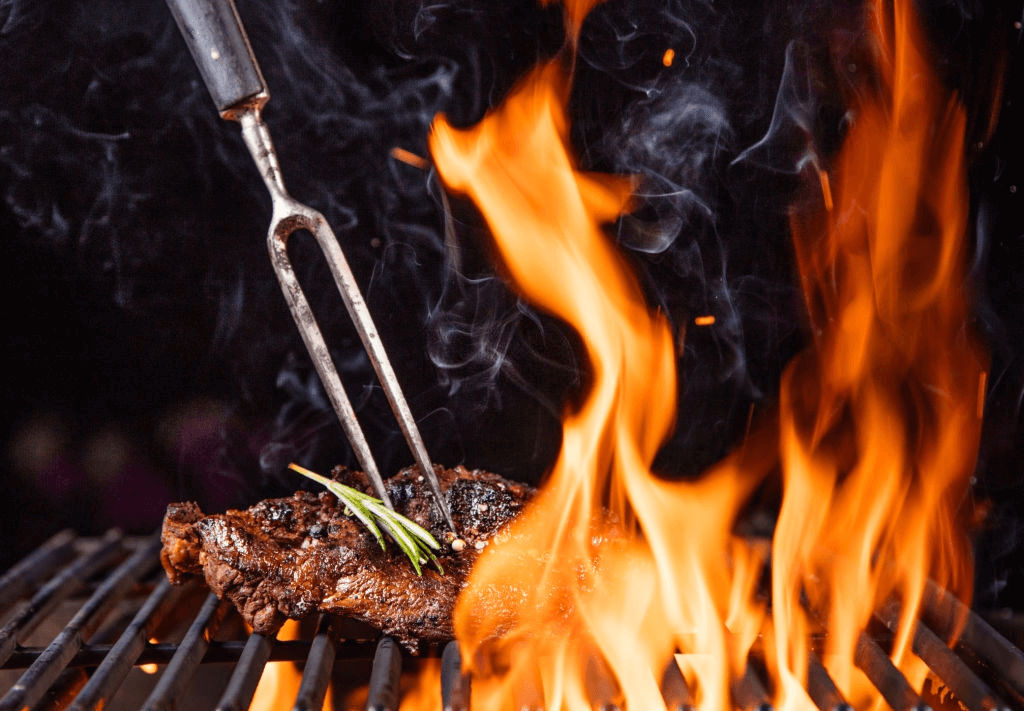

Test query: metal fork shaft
[238,110,456,530]
[241,111,392,507]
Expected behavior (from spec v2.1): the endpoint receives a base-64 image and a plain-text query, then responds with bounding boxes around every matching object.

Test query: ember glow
[415,0,986,707]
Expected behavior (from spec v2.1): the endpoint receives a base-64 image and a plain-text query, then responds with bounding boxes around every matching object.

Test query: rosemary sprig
[289,463,443,575]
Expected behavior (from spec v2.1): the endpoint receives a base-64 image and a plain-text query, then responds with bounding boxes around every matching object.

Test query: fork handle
[165,0,267,116]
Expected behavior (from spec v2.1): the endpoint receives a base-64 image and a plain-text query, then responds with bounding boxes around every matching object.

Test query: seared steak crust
[160,465,532,650]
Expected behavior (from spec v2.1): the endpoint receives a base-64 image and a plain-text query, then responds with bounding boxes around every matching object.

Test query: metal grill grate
[1,531,1022,710]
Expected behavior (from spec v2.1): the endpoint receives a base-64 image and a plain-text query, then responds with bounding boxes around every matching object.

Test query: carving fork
[164,0,457,533]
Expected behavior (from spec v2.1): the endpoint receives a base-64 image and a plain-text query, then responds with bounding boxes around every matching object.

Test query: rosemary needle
[289,463,443,575]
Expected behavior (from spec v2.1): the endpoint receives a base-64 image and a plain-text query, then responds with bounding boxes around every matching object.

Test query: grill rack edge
[1,530,1022,711]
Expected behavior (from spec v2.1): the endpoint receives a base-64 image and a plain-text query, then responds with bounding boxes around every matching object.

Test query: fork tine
[296,200,456,532]
[265,201,395,510]
[305,213,458,534]
[269,200,457,533]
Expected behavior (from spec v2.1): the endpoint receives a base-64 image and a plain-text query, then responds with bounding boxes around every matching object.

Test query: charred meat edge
[160,465,533,651]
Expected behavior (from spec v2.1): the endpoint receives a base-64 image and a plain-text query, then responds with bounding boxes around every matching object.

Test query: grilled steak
[160,465,533,651]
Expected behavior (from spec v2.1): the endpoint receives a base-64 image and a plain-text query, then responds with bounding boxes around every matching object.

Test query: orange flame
[250,620,333,711]
[776,0,985,702]
[410,0,986,708]
[426,53,772,711]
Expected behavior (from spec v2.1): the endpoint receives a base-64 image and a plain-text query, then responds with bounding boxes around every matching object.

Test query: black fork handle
[164,0,267,116]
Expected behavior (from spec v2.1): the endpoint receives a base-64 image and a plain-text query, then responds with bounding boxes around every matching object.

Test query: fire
[410,0,986,708]
[249,620,333,711]
[777,0,984,701]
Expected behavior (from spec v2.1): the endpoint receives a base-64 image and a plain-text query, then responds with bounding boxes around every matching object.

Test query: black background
[1,0,1021,608]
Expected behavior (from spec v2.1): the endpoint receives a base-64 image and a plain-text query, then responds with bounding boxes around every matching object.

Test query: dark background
[1,0,1021,608]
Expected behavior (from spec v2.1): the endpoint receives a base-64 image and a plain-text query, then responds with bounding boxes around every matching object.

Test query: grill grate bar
[65,577,187,711]
[0,530,76,614]
[853,631,929,711]
[140,592,231,711]
[2,637,382,670]
[807,651,852,711]
[441,640,470,711]
[0,529,124,669]
[291,616,336,711]
[215,632,274,711]
[366,636,402,711]
[4,535,1024,710]
[34,666,90,710]
[731,663,774,711]
[922,580,1024,703]
[877,599,1010,711]
[0,536,161,711]
[585,653,621,710]
[42,601,141,711]
[659,657,696,711]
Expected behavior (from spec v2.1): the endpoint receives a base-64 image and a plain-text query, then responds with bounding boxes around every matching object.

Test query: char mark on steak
[160,465,533,651]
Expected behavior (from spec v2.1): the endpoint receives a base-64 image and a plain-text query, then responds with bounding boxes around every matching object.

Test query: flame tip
[411,0,984,707]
